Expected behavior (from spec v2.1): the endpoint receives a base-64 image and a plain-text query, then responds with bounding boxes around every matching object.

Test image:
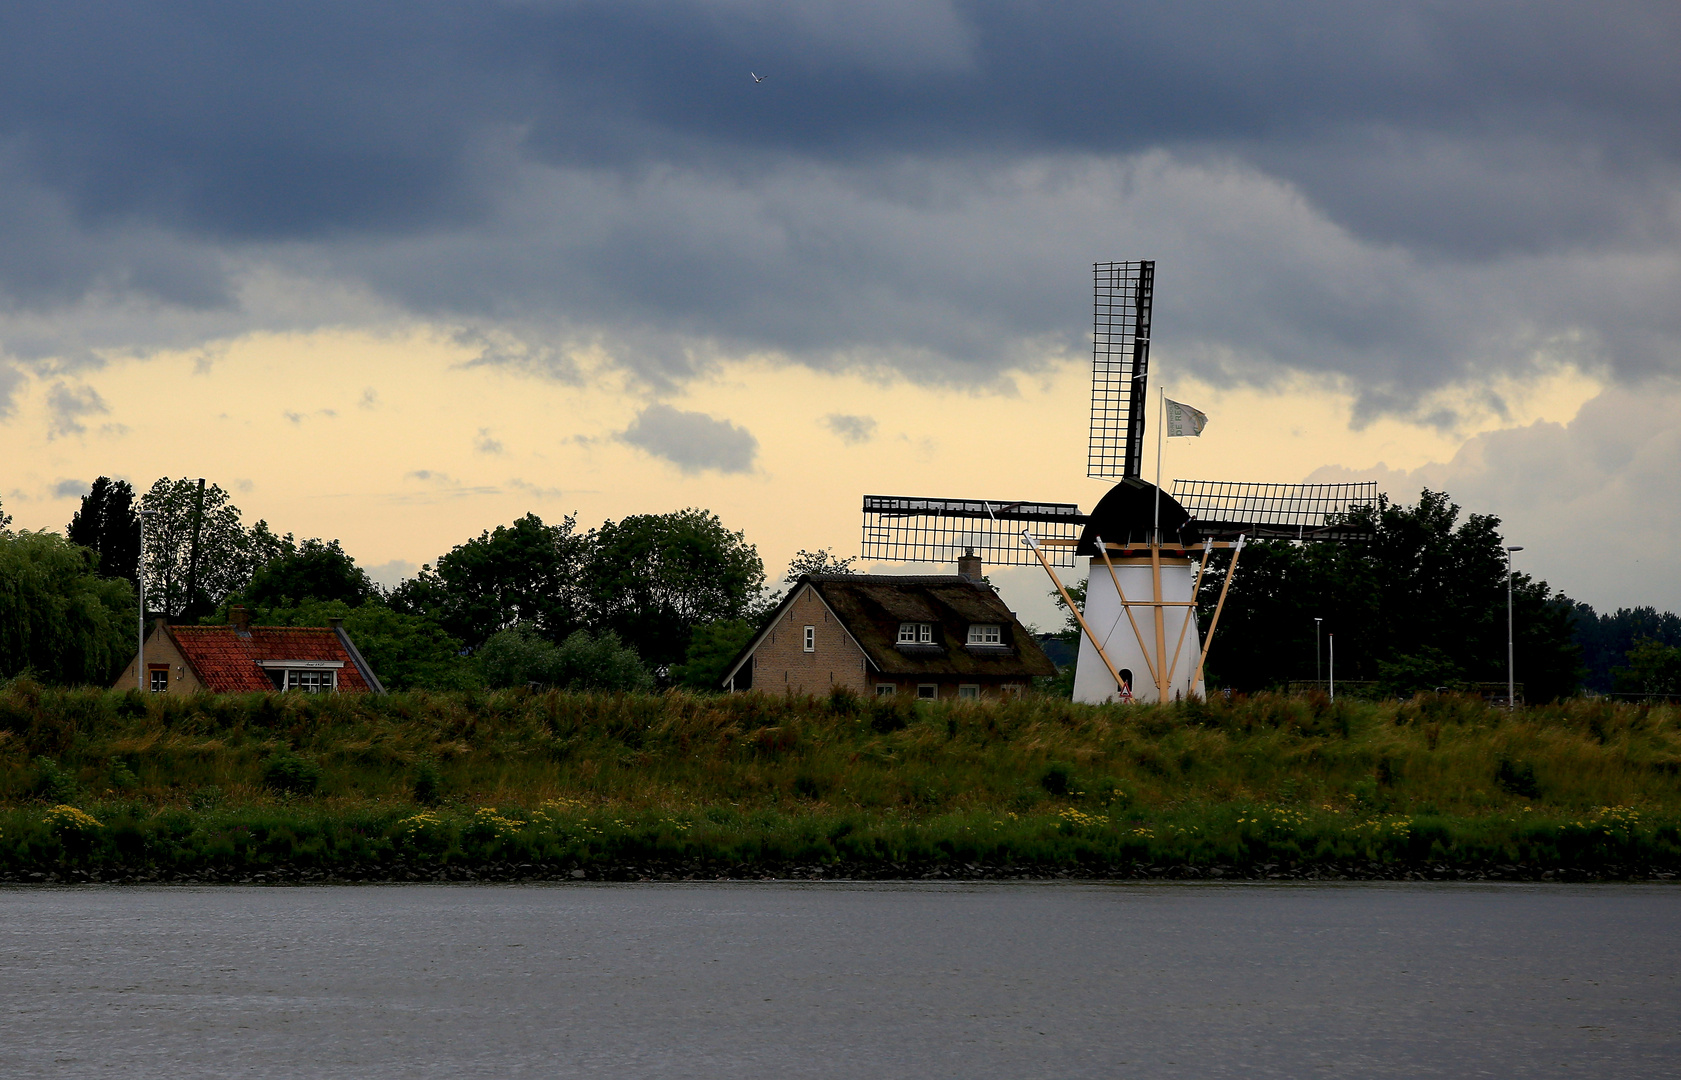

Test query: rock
[570,868,586,879]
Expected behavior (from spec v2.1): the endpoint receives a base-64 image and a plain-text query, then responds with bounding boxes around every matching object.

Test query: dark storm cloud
[0,1,1677,410]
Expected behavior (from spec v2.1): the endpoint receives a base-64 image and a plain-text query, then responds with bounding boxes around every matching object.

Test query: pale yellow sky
[3,327,1609,628]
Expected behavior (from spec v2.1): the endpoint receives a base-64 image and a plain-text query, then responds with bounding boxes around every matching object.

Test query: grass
[3,680,1680,880]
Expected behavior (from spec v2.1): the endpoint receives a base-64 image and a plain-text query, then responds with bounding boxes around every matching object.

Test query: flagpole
[1154,388,1163,541]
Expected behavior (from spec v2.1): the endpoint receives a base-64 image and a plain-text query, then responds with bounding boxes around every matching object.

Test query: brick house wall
[749,584,872,695]
[110,622,206,695]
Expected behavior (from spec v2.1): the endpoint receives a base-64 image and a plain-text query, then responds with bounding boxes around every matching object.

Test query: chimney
[328,617,345,630]
[957,548,983,583]
[229,606,251,634]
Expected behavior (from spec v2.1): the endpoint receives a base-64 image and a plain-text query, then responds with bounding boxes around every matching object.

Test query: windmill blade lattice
[1171,480,1378,541]
[1088,260,1154,480]
[861,496,1085,567]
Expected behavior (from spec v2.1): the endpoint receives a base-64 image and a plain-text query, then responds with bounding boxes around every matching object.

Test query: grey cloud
[52,478,89,499]
[1305,378,1681,613]
[363,558,419,590]
[474,429,504,455]
[45,382,108,439]
[619,404,757,474]
[823,413,878,444]
[0,2,1674,418]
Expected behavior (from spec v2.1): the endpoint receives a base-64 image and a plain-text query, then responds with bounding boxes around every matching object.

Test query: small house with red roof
[112,607,385,694]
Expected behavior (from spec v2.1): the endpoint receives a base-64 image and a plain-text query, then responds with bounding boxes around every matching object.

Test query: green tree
[585,509,765,672]
[140,477,283,618]
[66,477,141,589]
[477,623,653,692]
[243,538,374,609]
[1198,489,1582,700]
[671,619,756,689]
[0,531,135,685]
[1612,638,1681,698]
[0,494,11,530]
[224,597,476,691]
[390,513,588,649]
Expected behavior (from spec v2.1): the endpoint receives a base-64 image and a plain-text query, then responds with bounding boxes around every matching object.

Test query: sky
[2,1,1678,632]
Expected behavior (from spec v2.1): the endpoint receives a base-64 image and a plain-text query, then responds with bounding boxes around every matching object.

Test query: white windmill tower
[860,261,1376,703]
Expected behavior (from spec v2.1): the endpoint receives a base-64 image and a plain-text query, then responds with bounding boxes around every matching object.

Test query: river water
[3,882,1677,1078]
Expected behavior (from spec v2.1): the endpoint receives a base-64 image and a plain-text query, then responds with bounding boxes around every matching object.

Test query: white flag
[1164,398,1208,437]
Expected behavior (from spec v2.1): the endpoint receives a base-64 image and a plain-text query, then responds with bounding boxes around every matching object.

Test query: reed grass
[3,681,1679,878]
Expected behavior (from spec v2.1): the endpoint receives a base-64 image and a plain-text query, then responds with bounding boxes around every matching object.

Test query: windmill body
[859,261,1375,703]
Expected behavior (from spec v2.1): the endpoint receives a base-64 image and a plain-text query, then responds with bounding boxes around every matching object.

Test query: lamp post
[136,509,148,692]
[1329,633,1335,702]
[1315,617,1323,687]
[1506,545,1524,709]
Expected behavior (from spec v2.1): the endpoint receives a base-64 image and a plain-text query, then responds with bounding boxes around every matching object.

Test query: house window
[898,622,934,644]
[917,684,938,700]
[148,665,169,693]
[1000,683,1026,699]
[876,683,896,697]
[966,623,1001,645]
[286,669,336,693]
[958,684,980,700]
[803,626,815,652]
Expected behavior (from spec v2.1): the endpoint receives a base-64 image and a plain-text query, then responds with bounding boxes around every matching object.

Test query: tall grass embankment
[3,680,1679,883]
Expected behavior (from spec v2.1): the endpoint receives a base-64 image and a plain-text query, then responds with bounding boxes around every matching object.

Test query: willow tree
[0,531,135,685]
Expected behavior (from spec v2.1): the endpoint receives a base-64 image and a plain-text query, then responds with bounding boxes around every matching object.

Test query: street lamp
[1315,617,1323,686]
[1506,545,1524,709]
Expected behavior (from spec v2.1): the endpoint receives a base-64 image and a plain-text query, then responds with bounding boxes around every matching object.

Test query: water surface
[3,882,1677,1078]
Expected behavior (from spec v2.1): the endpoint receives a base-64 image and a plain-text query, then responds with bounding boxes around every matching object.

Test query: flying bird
[751,72,767,83]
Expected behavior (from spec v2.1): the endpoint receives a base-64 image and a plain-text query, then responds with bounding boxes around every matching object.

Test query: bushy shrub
[1496,757,1541,799]
[1040,762,1074,796]
[413,758,444,806]
[31,757,79,803]
[262,751,322,795]
[478,624,654,692]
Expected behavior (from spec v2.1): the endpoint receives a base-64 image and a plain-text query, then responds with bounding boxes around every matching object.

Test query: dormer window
[898,622,934,644]
[967,624,1002,646]
[259,659,344,693]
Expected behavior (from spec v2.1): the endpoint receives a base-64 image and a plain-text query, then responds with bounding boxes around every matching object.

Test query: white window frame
[898,622,934,644]
[803,625,815,652]
[958,684,980,700]
[148,666,170,693]
[916,683,938,700]
[966,623,1002,645]
[285,669,337,693]
[875,683,896,697]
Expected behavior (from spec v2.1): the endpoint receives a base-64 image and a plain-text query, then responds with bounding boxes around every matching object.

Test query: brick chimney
[957,548,983,582]
[229,606,251,634]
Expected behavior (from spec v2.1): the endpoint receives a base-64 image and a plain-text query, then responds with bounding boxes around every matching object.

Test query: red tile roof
[169,625,374,693]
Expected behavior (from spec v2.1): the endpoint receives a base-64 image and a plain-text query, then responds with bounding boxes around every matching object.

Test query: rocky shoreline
[6,858,1678,886]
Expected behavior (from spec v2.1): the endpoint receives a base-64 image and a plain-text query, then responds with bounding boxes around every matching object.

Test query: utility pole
[1329,633,1335,702]
[1315,617,1323,687]
[1506,545,1524,709]
[136,509,148,691]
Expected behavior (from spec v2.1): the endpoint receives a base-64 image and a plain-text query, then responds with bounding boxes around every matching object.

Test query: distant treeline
[4,481,1679,700]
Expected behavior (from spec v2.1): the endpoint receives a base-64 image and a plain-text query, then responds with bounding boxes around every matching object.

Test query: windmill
[860,261,1376,703]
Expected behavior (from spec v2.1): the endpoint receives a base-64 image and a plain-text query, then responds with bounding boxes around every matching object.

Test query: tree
[1197,489,1583,700]
[66,477,142,588]
[1612,638,1681,698]
[243,538,374,609]
[1570,604,1681,691]
[585,509,765,672]
[238,597,477,691]
[140,478,266,618]
[671,619,756,689]
[477,623,654,692]
[390,513,589,650]
[0,531,135,685]
[0,493,12,530]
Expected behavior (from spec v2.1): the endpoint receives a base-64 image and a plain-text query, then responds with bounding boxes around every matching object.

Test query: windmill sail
[1171,480,1378,541]
[861,496,1085,567]
[1088,260,1154,480]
